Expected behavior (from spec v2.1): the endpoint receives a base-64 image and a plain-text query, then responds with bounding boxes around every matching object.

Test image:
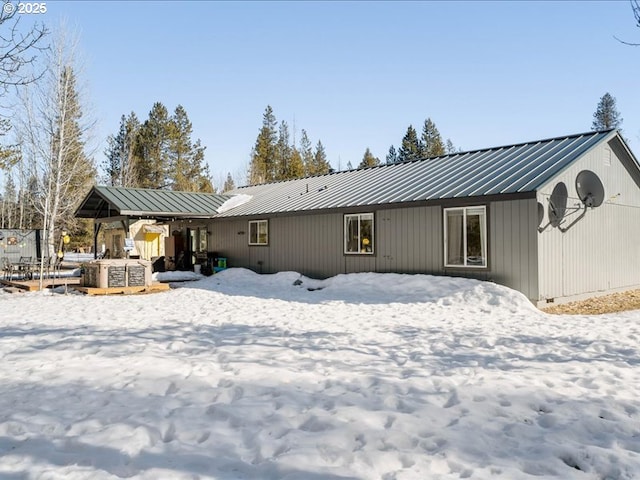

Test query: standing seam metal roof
[216,130,618,218]
[75,186,232,218]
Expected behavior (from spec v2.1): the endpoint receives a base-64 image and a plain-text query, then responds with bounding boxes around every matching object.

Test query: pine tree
[299,129,314,176]
[192,140,214,193]
[346,161,353,170]
[386,145,398,164]
[0,173,16,228]
[124,104,213,192]
[135,102,171,189]
[249,105,278,184]
[445,138,457,154]
[421,118,445,157]
[358,147,381,168]
[103,112,140,187]
[222,172,236,193]
[166,105,212,192]
[275,120,292,180]
[49,66,95,243]
[309,140,331,176]
[592,92,623,131]
[398,125,421,162]
[167,105,192,191]
[286,147,305,179]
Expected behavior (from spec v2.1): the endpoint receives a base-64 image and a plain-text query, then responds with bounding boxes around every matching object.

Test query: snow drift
[1,269,639,479]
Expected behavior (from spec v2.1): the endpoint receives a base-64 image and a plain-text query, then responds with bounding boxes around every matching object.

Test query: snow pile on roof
[1,269,639,479]
[216,193,252,213]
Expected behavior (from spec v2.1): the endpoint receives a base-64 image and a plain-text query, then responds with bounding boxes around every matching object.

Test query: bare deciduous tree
[0,8,48,96]
[615,0,640,46]
[16,26,95,287]
[0,8,47,229]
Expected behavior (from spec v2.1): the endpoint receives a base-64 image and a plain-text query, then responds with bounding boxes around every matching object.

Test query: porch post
[93,222,102,259]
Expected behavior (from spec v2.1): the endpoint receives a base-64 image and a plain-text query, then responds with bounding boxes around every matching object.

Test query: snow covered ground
[1,269,640,479]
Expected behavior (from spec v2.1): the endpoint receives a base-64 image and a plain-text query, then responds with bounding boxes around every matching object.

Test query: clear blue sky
[24,1,640,186]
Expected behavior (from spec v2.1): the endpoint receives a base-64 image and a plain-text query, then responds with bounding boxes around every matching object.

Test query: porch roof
[75,186,232,221]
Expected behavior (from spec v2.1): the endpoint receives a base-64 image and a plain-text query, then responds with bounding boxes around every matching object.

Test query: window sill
[444,264,488,269]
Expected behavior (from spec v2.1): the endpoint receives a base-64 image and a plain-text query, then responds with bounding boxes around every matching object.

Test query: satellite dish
[576,170,605,208]
[537,202,544,227]
[548,182,568,227]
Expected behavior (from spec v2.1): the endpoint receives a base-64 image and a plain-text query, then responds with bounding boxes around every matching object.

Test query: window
[249,220,268,245]
[344,213,374,254]
[444,206,487,268]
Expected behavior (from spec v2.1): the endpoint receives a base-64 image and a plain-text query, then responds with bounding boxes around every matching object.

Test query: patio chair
[2,257,19,281]
[1,257,8,280]
[17,256,34,280]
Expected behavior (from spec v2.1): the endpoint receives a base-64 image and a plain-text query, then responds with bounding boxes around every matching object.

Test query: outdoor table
[14,261,38,280]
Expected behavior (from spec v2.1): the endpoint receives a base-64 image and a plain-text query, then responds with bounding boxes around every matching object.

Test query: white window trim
[443,206,487,269]
[344,213,374,255]
[248,219,268,246]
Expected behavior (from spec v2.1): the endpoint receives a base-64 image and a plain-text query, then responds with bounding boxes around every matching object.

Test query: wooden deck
[72,282,170,296]
[0,277,82,292]
[1,277,170,295]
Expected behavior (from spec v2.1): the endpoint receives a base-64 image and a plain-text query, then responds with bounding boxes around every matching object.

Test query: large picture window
[444,206,487,268]
[249,220,268,245]
[344,213,374,254]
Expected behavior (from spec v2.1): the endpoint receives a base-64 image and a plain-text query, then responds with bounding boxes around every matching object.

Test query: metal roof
[75,186,232,219]
[216,129,619,217]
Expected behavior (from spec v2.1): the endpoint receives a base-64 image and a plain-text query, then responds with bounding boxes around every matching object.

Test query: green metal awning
[75,186,232,220]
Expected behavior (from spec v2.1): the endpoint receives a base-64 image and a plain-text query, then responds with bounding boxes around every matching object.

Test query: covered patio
[75,186,232,270]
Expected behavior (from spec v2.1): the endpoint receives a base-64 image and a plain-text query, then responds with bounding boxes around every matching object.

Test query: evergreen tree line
[354,117,457,170]
[386,118,457,165]
[103,102,214,192]
[248,105,331,185]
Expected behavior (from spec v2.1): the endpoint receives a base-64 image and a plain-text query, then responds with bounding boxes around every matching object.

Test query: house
[208,129,640,305]
[76,129,640,305]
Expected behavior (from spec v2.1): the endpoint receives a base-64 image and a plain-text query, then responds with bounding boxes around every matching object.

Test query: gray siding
[270,213,344,278]
[489,199,539,301]
[537,139,640,301]
[210,200,541,301]
[0,229,43,263]
[210,214,343,278]
[208,218,254,269]
[376,206,442,273]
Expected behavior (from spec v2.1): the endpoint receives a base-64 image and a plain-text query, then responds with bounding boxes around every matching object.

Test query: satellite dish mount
[558,170,605,233]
